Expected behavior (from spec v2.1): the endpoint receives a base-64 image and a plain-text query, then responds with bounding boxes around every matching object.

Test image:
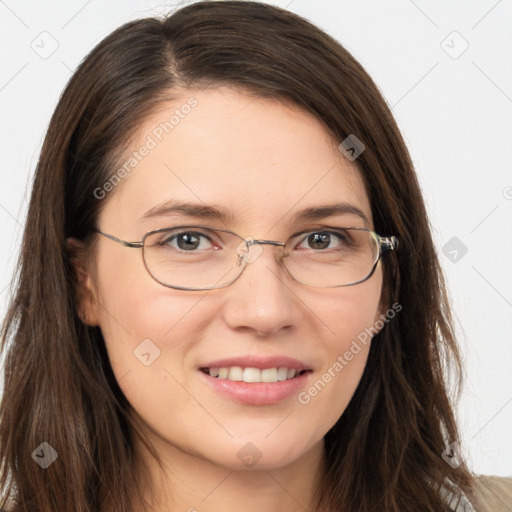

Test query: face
[78,87,385,472]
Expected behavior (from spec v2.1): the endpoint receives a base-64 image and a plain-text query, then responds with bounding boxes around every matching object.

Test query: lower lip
[199,370,312,405]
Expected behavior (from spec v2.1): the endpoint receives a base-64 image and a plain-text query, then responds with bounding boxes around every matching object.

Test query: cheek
[96,279,210,434]
[92,246,204,383]
[317,264,383,352]
[296,269,383,428]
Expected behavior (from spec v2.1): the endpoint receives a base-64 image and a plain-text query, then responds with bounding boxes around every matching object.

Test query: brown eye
[307,232,331,250]
[297,230,351,251]
[157,230,215,251]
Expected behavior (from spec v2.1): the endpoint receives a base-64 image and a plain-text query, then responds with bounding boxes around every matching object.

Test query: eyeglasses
[94,225,398,291]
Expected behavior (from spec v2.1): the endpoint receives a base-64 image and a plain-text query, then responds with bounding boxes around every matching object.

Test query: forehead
[99,87,373,234]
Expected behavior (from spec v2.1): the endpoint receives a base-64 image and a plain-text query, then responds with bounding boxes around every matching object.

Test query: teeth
[228,366,243,381]
[261,368,278,382]
[277,367,288,381]
[206,366,303,383]
[243,367,261,383]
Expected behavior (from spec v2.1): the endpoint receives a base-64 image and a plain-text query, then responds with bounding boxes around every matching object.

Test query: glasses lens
[142,227,244,290]
[142,226,380,290]
[283,228,380,287]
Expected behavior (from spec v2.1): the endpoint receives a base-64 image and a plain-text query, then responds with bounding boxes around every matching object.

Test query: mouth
[197,356,314,405]
[199,366,311,383]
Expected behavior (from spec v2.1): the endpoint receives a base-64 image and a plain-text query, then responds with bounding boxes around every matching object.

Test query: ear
[66,237,100,326]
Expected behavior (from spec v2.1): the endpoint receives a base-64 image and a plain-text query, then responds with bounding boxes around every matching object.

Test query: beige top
[473,475,512,511]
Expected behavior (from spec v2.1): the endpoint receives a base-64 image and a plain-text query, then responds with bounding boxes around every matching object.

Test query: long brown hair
[0,2,478,510]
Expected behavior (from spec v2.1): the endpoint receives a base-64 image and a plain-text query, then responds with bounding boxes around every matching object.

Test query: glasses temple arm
[94,229,143,248]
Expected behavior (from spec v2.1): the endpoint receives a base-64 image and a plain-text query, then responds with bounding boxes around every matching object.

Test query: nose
[221,240,303,337]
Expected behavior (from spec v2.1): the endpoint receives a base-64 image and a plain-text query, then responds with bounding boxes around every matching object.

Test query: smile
[200,366,310,383]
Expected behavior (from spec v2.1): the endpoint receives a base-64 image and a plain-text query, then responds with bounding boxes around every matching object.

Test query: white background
[1,0,511,477]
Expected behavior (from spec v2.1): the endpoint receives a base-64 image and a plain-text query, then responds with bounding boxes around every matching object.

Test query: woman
[0,1,489,510]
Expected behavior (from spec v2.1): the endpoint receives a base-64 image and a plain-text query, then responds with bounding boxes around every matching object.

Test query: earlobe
[66,237,100,326]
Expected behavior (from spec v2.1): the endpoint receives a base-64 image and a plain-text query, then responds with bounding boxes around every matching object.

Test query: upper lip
[199,356,312,372]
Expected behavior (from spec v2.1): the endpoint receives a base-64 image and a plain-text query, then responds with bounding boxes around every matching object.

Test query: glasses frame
[93,225,398,291]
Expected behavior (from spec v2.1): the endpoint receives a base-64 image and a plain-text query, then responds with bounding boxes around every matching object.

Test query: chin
[198,434,318,472]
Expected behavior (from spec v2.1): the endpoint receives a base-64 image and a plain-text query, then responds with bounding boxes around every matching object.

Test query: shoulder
[473,474,512,511]
[441,474,512,511]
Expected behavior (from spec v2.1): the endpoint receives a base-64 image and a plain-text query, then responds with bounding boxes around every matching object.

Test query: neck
[128,429,327,512]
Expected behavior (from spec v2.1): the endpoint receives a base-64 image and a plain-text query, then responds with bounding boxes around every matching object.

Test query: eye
[296,230,352,251]
[159,230,217,251]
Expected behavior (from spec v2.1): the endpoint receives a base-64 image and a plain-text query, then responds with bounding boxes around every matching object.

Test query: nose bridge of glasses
[235,236,286,265]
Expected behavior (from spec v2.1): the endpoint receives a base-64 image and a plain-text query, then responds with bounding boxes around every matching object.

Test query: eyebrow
[139,200,369,226]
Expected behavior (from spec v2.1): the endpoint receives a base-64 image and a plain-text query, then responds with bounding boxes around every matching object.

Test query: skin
[73,87,386,512]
